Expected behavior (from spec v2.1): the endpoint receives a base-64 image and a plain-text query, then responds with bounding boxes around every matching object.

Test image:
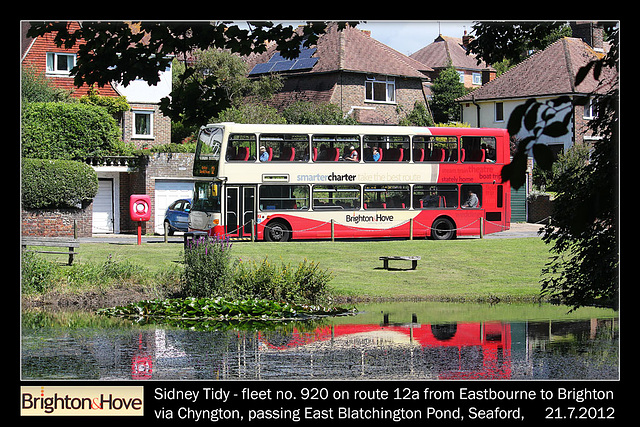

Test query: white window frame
[472,72,482,85]
[365,75,396,104]
[457,71,465,84]
[583,97,598,120]
[132,110,154,139]
[46,52,76,75]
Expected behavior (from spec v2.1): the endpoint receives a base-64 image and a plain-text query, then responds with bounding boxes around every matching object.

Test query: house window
[365,75,395,103]
[472,72,482,85]
[133,110,153,138]
[494,102,504,122]
[583,97,598,119]
[457,71,465,83]
[46,52,75,75]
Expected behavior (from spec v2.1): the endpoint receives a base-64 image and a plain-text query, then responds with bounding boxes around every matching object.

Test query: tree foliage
[27,21,358,128]
[22,102,125,159]
[468,21,619,310]
[430,65,466,123]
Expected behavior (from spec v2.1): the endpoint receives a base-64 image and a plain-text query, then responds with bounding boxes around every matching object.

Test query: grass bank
[230,238,550,302]
[24,237,551,308]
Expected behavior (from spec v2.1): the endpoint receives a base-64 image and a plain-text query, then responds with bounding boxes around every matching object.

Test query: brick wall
[143,153,195,233]
[21,202,93,238]
[331,72,427,124]
[22,21,120,98]
[122,103,172,148]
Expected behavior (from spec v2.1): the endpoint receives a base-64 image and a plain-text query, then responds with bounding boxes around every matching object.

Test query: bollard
[479,216,484,239]
[331,219,335,242]
[409,218,414,240]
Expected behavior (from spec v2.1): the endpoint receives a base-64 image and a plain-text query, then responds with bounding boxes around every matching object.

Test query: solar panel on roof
[290,57,318,70]
[268,51,286,63]
[272,60,296,72]
[249,42,318,75]
[298,47,317,59]
[248,62,276,75]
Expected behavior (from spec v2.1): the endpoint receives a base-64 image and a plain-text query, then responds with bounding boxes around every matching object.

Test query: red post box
[130,195,151,245]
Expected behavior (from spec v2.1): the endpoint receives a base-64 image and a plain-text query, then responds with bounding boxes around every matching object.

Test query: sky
[238,21,475,57]
[356,21,476,56]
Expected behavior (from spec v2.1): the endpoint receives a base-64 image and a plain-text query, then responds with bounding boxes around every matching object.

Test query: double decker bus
[189,122,510,241]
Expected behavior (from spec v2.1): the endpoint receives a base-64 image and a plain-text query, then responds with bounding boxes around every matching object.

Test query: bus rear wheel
[264,220,291,242]
[431,217,455,240]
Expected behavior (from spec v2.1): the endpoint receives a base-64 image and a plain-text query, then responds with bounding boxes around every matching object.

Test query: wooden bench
[183,231,209,250]
[21,236,79,265]
[379,255,421,270]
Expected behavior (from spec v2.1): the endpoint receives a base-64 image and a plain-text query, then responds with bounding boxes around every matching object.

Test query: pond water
[22,302,618,380]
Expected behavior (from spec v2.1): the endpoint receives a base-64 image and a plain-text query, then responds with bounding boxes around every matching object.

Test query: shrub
[22,158,98,209]
[21,252,58,294]
[21,102,124,159]
[232,257,333,305]
[182,236,234,298]
[182,236,333,304]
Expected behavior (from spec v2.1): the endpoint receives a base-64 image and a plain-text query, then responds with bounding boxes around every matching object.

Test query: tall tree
[430,65,466,123]
[467,21,619,310]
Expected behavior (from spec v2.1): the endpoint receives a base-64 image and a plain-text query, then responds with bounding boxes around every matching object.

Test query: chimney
[570,21,604,52]
[462,30,474,50]
[481,68,496,85]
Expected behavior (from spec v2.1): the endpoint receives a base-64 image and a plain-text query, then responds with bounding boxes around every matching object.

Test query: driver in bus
[462,190,479,208]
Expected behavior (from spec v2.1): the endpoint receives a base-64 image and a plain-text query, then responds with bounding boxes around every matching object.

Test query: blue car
[163,198,191,235]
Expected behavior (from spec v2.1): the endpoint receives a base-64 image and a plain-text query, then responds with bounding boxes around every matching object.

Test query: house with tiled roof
[22,21,173,151]
[21,21,187,237]
[410,32,496,92]
[245,23,433,124]
[456,22,617,156]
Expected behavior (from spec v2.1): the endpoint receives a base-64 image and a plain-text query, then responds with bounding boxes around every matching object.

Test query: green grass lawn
[75,237,550,301]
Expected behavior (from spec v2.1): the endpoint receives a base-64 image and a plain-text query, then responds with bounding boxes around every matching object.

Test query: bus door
[225,185,256,239]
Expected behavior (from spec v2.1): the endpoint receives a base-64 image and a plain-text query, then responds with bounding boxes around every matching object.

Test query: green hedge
[22,158,98,209]
[21,102,124,160]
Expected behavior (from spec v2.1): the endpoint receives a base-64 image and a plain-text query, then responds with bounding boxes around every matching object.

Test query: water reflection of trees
[21,310,618,380]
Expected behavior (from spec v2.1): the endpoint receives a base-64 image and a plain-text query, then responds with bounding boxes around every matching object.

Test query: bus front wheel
[264,220,291,242]
[431,217,456,240]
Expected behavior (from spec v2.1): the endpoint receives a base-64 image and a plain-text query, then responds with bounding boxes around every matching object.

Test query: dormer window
[46,52,75,75]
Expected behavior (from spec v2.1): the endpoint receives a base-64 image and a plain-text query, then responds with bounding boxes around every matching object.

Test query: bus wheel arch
[264,219,292,242]
[431,216,456,240]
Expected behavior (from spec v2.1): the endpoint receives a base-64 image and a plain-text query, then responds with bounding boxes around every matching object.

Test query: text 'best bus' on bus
[189,122,511,241]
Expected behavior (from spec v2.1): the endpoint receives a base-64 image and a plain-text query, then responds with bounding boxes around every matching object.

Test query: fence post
[409,218,414,241]
[331,219,335,242]
[479,216,484,239]
[251,219,255,242]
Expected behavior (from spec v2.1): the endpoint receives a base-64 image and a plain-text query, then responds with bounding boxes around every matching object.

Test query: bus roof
[202,122,509,138]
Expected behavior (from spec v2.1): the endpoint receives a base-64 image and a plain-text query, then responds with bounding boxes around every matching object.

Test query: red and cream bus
[189,122,510,241]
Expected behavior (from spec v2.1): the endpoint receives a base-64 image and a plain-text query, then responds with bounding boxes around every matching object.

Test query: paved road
[484,222,545,239]
[80,223,544,244]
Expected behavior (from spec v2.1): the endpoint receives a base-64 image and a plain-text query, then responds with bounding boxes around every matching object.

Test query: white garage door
[93,179,114,233]
[154,180,194,234]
